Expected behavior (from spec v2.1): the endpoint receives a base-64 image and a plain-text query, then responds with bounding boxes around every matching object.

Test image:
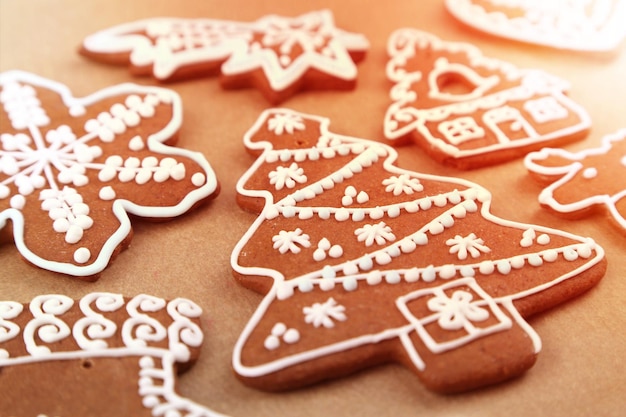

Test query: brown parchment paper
[1,1,624,416]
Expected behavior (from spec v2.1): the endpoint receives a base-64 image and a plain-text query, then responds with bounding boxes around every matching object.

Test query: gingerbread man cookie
[0,71,218,279]
[231,108,606,393]
[80,10,369,103]
[525,128,626,230]
[445,0,626,51]
[384,29,591,169]
[0,293,227,417]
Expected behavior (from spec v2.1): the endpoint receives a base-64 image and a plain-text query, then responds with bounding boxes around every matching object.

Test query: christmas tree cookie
[231,108,606,393]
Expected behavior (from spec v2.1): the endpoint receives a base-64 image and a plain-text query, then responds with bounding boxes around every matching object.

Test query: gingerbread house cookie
[0,293,227,417]
[384,29,591,169]
[231,109,606,393]
[0,71,218,279]
[80,10,369,103]
[445,0,626,51]
[525,128,626,230]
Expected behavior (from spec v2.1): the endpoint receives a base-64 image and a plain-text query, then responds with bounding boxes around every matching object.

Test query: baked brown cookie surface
[0,293,227,417]
[80,11,369,103]
[0,71,218,279]
[384,29,591,169]
[231,108,606,393]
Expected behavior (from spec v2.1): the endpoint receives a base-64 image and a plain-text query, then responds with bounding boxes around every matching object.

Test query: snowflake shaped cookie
[231,108,606,393]
[525,128,626,230]
[384,29,591,169]
[445,0,626,51]
[80,10,369,103]
[0,71,218,278]
[0,293,227,417]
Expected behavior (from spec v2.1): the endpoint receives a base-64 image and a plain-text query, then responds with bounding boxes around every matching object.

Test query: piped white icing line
[81,11,369,92]
[383,29,591,162]
[525,128,626,229]
[231,108,604,380]
[0,293,227,417]
[445,0,626,51]
[0,70,218,277]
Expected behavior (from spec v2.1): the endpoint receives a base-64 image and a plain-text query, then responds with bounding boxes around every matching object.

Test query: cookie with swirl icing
[0,70,218,279]
[231,108,606,393]
[0,293,227,417]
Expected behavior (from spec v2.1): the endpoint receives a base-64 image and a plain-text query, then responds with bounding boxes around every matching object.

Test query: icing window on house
[523,96,569,124]
[438,116,486,145]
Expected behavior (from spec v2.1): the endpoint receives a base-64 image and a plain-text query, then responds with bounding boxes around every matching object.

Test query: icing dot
[343,277,358,291]
[510,256,526,269]
[335,208,350,221]
[10,194,25,209]
[358,256,373,271]
[366,271,382,285]
[385,271,401,284]
[264,335,280,350]
[320,279,335,291]
[404,268,420,282]
[375,252,392,265]
[283,328,300,344]
[271,322,287,336]
[537,234,551,245]
[478,260,495,275]
[542,249,558,262]
[459,265,475,277]
[563,247,579,261]
[582,167,597,179]
[343,262,359,276]
[496,260,511,275]
[422,266,436,282]
[439,265,456,279]
[328,245,343,258]
[528,254,543,267]
[576,243,592,258]
[73,247,91,264]
[400,239,417,254]
[276,284,294,300]
[297,279,314,293]
[128,135,144,151]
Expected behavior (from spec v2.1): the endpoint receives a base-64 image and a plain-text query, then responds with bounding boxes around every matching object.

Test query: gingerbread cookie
[0,292,227,417]
[384,29,591,169]
[525,128,626,230]
[80,10,369,103]
[231,108,606,393]
[445,0,626,51]
[0,71,218,279]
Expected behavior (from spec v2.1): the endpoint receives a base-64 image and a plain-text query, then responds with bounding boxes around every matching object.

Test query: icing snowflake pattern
[267,113,306,135]
[231,109,606,393]
[446,233,490,260]
[355,222,396,246]
[272,228,311,254]
[0,71,218,277]
[382,173,424,196]
[303,297,347,328]
[268,162,307,190]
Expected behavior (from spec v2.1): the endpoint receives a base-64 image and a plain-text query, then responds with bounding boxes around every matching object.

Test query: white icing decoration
[383,29,591,165]
[73,247,91,264]
[0,70,218,277]
[0,293,224,417]
[303,297,346,328]
[230,109,605,387]
[525,128,626,230]
[81,12,369,94]
[268,162,307,190]
[267,113,306,135]
[445,0,626,52]
[272,228,311,254]
[354,221,396,246]
[446,233,490,260]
